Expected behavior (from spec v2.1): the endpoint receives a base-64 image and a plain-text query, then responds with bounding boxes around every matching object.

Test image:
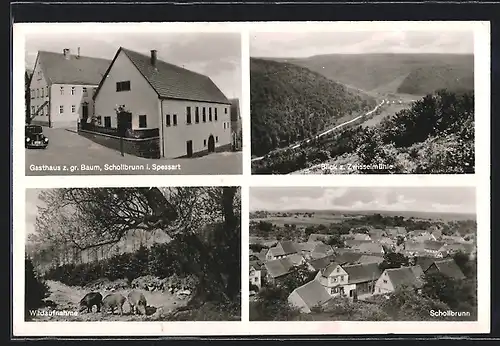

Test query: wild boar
[101,293,126,316]
[79,292,102,313]
[128,290,147,315]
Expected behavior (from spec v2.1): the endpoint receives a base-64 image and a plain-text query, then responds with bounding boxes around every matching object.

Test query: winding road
[251,99,386,162]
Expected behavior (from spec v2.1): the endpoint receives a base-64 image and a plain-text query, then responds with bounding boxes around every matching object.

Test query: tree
[25,257,49,319]
[31,187,241,311]
[280,264,314,295]
[326,234,344,248]
[379,252,409,272]
[250,285,299,321]
[396,236,405,246]
[249,243,268,253]
[421,272,460,309]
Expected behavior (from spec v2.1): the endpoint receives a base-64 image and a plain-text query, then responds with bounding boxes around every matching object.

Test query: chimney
[63,48,71,59]
[150,50,157,67]
[77,47,80,58]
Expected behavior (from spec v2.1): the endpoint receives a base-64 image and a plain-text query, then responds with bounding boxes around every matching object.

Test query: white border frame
[13,21,490,336]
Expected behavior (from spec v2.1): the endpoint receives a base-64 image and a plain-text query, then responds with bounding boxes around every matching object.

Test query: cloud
[249,187,476,214]
[24,31,241,101]
[250,30,474,57]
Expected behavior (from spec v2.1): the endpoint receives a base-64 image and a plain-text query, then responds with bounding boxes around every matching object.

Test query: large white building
[28,48,111,129]
[92,47,233,158]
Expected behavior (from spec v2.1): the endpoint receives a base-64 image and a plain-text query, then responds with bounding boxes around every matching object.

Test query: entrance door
[117,111,132,136]
[82,102,89,122]
[208,135,215,153]
[186,140,193,158]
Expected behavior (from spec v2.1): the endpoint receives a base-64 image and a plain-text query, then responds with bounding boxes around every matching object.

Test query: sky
[25,32,242,101]
[250,31,474,58]
[249,187,476,215]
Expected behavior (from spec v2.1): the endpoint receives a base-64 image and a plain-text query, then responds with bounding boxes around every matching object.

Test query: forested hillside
[286,53,474,95]
[252,89,474,174]
[251,58,376,157]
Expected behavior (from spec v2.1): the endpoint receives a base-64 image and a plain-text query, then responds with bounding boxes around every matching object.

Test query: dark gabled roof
[308,233,331,242]
[357,255,384,264]
[423,240,446,251]
[335,252,364,265]
[279,241,299,255]
[385,265,425,290]
[343,262,381,284]
[414,256,436,272]
[94,47,231,105]
[290,280,332,311]
[264,258,294,278]
[35,50,111,85]
[308,255,335,271]
[431,259,466,280]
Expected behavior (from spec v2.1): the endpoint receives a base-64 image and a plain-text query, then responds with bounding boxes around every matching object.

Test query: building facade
[29,49,110,129]
[92,47,233,158]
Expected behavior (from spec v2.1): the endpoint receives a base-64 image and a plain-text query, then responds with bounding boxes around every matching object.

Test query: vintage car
[25,124,49,149]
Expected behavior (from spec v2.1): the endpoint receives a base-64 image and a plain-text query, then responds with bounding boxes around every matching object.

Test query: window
[31,106,34,115]
[104,116,111,128]
[41,88,44,98]
[166,114,171,127]
[46,86,49,96]
[195,107,200,123]
[383,279,388,284]
[209,107,212,121]
[60,86,64,95]
[71,105,76,113]
[186,107,192,124]
[139,115,147,128]
[97,116,102,125]
[173,114,177,126]
[214,108,218,121]
[337,268,340,272]
[204,139,207,147]
[225,107,228,114]
[202,107,206,122]
[36,89,39,98]
[223,122,226,129]
[83,87,88,96]
[59,105,64,114]
[216,136,219,143]
[71,87,76,95]
[116,81,131,92]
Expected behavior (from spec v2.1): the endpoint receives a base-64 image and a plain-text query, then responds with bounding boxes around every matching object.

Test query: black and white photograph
[250,27,476,175]
[249,187,478,321]
[24,186,241,321]
[22,25,242,175]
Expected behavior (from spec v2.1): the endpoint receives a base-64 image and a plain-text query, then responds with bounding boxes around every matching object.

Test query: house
[424,259,466,280]
[344,239,373,250]
[265,241,299,261]
[412,256,437,272]
[307,255,335,273]
[288,279,332,314]
[264,258,294,283]
[334,251,364,265]
[249,262,262,290]
[385,227,407,238]
[298,242,335,260]
[92,47,233,159]
[315,262,349,296]
[423,240,446,258]
[404,240,445,258]
[358,242,385,255]
[379,237,396,247]
[374,265,425,295]
[440,243,471,256]
[441,235,466,244]
[29,48,110,129]
[412,231,437,242]
[352,233,372,241]
[307,233,331,243]
[431,228,443,240]
[342,262,381,297]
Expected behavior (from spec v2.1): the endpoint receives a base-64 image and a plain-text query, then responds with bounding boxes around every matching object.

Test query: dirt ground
[32,280,188,321]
